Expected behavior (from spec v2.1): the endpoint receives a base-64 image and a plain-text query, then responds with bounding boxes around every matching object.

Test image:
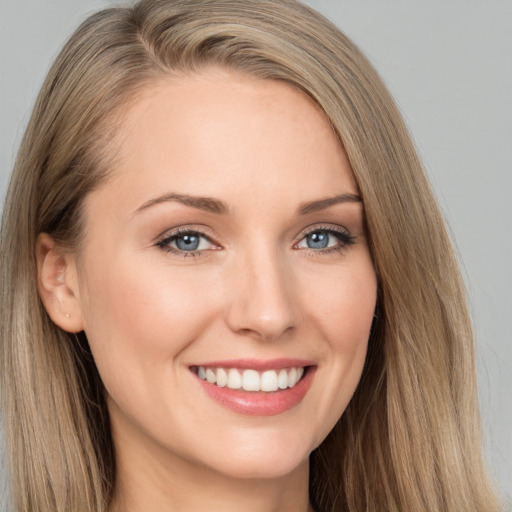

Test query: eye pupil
[176,234,200,251]
[307,232,329,249]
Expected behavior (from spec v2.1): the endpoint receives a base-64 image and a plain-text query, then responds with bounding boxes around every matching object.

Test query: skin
[38,69,377,512]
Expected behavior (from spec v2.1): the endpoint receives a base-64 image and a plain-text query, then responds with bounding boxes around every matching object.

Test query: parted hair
[0,1,501,511]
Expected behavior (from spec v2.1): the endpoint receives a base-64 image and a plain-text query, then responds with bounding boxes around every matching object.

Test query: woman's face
[71,69,377,480]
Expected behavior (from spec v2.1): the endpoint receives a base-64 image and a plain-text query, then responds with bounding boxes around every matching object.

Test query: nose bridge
[225,241,298,341]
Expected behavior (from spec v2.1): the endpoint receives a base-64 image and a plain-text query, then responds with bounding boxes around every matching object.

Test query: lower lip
[193,367,316,416]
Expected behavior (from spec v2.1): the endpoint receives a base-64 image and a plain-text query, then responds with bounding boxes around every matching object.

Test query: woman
[0,0,501,511]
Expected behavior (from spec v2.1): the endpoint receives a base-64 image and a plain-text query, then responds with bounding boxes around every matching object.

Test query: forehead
[88,69,357,215]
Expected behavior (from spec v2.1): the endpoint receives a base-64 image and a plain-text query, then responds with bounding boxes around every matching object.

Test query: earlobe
[36,233,84,333]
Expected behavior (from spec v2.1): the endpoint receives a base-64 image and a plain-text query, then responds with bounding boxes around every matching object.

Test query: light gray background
[1,0,510,506]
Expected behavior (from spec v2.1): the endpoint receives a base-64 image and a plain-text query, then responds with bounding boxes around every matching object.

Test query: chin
[189,429,315,481]
[212,452,310,481]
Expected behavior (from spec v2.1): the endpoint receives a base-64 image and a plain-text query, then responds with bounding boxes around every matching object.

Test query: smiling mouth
[191,366,308,392]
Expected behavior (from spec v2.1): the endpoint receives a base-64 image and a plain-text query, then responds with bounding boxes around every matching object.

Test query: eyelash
[156,225,356,258]
[297,225,356,255]
[156,228,216,258]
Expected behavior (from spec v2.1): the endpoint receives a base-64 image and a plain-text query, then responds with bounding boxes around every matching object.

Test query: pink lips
[191,358,316,416]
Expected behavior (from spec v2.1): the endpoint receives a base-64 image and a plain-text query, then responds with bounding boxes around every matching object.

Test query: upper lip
[190,358,316,371]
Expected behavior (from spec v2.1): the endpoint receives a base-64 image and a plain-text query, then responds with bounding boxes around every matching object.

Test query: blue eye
[175,233,201,251]
[157,230,215,254]
[296,228,355,252]
[305,232,330,249]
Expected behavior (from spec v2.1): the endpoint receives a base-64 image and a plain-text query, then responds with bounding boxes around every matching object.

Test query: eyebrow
[297,193,362,215]
[135,192,229,215]
[135,191,361,216]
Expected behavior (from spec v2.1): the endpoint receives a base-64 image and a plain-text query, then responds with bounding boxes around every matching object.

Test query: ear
[36,233,84,333]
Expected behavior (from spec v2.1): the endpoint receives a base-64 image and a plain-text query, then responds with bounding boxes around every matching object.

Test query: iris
[175,234,200,251]
[306,232,329,249]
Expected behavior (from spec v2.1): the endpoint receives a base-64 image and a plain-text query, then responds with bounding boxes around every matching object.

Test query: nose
[224,248,299,342]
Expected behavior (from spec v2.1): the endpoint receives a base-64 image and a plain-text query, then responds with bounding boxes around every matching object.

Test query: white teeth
[260,370,278,392]
[216,368,228,387]
[227,368,242,389]
[242,369,260,391]
[205,368,216,384]
[278,369,288,389]
[288,367,298,388]
[195,366,306,392]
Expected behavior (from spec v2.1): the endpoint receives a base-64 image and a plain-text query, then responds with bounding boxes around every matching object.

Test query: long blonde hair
[0,1,500,511]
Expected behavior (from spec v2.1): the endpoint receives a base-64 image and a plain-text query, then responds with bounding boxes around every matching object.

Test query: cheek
[329,261,377,382]
[78,254,221,390]
[306,257,377,350]
[302,255,377,441]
